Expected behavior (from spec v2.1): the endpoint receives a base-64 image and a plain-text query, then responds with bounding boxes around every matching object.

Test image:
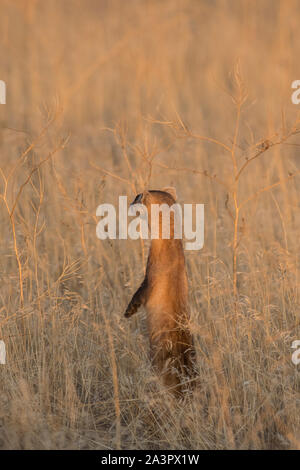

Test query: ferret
[124,187,195,395]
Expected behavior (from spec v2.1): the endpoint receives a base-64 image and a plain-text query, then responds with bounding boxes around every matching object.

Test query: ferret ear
[162,186,177,201]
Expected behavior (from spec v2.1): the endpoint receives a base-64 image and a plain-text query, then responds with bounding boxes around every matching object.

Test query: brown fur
[124,188,195,396]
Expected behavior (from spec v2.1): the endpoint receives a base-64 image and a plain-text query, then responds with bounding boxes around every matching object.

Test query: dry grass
[0,0,299,449]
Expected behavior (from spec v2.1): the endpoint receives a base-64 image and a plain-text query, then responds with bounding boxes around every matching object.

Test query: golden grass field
[0,0,299,449]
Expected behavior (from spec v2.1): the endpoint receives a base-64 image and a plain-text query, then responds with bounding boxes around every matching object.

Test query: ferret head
[129,187,180,239]
[130,187,177,208]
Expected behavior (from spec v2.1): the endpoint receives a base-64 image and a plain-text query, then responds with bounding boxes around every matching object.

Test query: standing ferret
[124,188,195,395]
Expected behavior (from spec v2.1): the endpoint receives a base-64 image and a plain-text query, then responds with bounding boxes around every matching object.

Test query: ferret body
[124,188,195,394]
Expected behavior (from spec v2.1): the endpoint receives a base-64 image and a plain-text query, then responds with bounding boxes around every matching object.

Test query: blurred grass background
[0,0,299,449]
